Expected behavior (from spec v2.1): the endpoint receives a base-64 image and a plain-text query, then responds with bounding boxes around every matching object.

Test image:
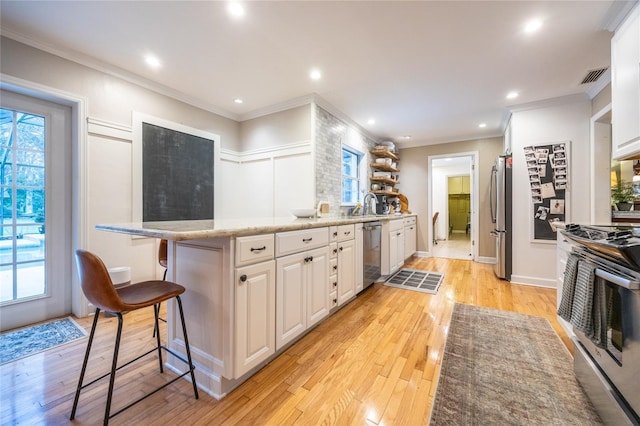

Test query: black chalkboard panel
[142,122,214,221]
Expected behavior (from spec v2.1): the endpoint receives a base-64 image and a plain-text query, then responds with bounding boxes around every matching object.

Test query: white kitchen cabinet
[355,223,364,293]
[611,4,640,160]
[275,246,329,350]
[337,238,356,306]
[404,217,417,260]
[234,259,276,378]
[381,218,405,275]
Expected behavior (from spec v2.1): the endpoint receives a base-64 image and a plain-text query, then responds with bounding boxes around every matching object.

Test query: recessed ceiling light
[234,98,243,104]
[367,118,376,125]
[401,135,412,140]
[310,69,322,81]
[228,2,245,18]
[144,54,161,69]
[506,91,519,99]
[478,123,487,128]
[524,19,543,33]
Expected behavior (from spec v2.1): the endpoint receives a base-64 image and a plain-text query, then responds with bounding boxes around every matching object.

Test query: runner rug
[0,317,87,364]
[430,304,601,425]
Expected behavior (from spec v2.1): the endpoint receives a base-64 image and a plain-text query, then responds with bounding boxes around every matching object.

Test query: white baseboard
[477,256,495,264]
[415,251,429,257]
[510,274,557,289]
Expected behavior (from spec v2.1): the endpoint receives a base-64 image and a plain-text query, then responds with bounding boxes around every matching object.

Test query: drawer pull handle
[250,246,266,252]
[303,237,313,243]
[343,231,351,235]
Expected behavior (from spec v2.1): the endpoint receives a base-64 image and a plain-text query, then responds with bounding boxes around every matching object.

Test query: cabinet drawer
[330,258,338,275]
[330,290,338,308]
[330,242,338,259]
[329,226,339,242]
[329,274,338,292]
[276,227,329,257]
[337,224,355,241]
[403,216,416,226]
[236,234,275,266]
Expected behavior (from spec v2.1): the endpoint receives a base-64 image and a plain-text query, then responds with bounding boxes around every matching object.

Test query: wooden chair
[432,212,439,245]
[71,249,198,425]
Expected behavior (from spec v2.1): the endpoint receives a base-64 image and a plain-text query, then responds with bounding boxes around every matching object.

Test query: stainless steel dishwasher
[363,221,382,288]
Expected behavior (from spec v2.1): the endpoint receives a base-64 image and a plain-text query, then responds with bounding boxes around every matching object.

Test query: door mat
[384,268,444,294]
[0,317,87,364]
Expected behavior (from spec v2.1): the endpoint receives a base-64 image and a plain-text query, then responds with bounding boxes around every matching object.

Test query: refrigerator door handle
[490,166,497,224]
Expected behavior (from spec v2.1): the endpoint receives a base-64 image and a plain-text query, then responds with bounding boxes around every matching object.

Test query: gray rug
[430,304,602,425]
[384,268,443,294]
[0,317,87,364]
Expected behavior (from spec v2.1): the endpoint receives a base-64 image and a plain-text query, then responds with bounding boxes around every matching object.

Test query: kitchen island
[97,214,415,398]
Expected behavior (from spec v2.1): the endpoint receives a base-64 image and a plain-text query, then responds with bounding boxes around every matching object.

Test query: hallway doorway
[429,154,477,261]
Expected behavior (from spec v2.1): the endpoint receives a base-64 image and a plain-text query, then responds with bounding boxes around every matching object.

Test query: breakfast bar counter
[97,214,416,399]
[96,214,391,240]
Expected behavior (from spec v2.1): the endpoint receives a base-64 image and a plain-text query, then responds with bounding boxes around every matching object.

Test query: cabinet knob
[333,281,337,287]
[333,232,338,237]
[333,249,338,254]
[333,265,338,271]
[239,274,247,283]
[309,255,314,262]
[339,246,343,252]
[333,298,338,304]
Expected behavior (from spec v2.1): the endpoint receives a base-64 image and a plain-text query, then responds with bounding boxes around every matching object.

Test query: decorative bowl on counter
[290,208,317,218]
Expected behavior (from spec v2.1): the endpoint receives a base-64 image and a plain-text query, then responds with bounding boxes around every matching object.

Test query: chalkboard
[524,142,569,242]
[142,122,214,221]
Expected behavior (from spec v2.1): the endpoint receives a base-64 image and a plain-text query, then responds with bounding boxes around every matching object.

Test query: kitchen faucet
[363,192,378,215]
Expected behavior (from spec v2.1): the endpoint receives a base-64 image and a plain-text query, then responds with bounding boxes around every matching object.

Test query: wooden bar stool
[71,249,199,425]
[153,239,168,338]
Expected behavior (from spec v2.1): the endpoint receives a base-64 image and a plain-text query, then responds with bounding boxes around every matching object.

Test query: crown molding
[1,29,240,122]
[397,132,504,150]
[238,94,316,122]
[601,0,638,32]
[312,94,379,143]
[508,93,589,114]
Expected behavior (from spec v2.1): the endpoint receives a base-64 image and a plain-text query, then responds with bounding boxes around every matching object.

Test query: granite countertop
[96,214,415,241]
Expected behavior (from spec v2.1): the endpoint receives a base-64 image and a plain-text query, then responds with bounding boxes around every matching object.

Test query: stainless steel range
[561,224,640,425]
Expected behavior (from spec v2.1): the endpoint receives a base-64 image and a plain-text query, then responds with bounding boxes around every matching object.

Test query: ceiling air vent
[580,67,608,85]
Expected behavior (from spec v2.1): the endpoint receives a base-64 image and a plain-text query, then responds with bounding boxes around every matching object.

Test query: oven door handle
[595,268,640,290]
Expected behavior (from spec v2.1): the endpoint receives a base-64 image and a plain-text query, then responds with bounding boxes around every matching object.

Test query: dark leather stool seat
[70,249,198,425]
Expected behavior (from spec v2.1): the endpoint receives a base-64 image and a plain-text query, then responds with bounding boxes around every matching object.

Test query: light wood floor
[0,257,568,425]
[431,233,472,260]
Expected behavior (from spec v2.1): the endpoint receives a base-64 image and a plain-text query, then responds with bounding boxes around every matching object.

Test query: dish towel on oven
[557,253,580,321]
[589,276,609,348]
[569,261,596,336]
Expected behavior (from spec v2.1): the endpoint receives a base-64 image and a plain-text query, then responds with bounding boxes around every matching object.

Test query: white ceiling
[0,1,631,148]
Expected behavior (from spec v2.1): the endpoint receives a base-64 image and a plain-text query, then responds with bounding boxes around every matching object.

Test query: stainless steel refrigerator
[490,155,512,281]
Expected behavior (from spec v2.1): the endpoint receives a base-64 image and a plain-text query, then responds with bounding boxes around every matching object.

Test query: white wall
[510,97,592,287]
[1,37,241,287]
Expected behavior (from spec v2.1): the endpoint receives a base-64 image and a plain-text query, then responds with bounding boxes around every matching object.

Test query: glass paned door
[0,109,46,303]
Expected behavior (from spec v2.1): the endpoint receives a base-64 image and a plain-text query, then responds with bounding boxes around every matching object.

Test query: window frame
[341,145,363,206]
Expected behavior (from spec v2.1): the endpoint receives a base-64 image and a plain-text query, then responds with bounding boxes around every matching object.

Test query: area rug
[384,268,443,294]
[430,304,601,425]
[0,317,87,364]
